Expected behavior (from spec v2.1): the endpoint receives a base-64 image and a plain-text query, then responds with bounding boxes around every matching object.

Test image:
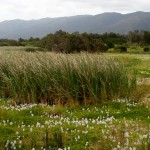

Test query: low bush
[143,47,150,52]
[24,47,46,52]
[24,47,37,52]
[119,46,127,52]
[107,42,114,49]
[114,45,127,53]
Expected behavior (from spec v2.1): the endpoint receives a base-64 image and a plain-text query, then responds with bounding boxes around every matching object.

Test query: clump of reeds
[0,51,136,105]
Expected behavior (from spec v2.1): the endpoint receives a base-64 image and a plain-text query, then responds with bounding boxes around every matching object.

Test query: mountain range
[0,11,150,39]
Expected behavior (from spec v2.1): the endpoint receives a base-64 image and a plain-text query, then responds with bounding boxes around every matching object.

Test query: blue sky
[0,0,150,21]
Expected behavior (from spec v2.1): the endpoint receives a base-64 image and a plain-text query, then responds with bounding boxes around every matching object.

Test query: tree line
[127,30,150,45]
[0,30,150,53]
[40,30,110,53]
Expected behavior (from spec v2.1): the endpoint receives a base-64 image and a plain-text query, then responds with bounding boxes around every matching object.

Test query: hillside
[0,11,150,39]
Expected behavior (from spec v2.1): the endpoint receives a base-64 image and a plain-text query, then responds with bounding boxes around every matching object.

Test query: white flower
[19,140,22,144]
[10,122,13,125]
[36,122,41,127]
[16,131,19,135]
[30,128,33,132]
[45,121,49,125]
[124,132,129,138]
[85,141,89,146]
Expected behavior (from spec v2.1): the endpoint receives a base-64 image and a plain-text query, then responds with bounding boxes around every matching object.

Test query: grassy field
[0,99,149,150]
[0,47,149,149]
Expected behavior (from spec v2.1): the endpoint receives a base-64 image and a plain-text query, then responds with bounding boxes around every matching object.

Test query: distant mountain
[0,11,150,39]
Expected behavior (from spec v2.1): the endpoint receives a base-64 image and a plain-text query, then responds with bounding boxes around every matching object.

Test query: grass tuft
[0,51,136,105]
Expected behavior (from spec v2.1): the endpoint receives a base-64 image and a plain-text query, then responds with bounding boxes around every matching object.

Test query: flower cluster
[0,100,149,150]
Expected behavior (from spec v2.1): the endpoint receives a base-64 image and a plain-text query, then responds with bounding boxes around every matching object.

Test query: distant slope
[0,11,150,39]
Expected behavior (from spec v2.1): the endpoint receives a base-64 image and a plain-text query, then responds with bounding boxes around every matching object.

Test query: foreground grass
[0,49,149,149]
[0,99,149,150]
[0,51,136,105]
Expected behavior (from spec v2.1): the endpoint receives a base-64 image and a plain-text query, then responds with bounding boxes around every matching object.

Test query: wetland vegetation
[0,30,149,149]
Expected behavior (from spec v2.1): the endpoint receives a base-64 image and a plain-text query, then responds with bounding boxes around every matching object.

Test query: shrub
[119,46,127,52]
[24,47,36,52]
[36,47,46,52]
[0,43,8,46]
[114,45,127,53]
[107,42,114,49]
[143,47,150,52]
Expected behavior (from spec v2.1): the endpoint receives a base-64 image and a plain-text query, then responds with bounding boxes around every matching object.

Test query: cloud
[0,0,150,21]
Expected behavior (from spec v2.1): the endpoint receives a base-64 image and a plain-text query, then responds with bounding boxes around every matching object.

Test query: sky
[0,0,150,21]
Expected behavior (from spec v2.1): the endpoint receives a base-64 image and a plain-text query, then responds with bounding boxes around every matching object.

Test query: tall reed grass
[0,51,136,105]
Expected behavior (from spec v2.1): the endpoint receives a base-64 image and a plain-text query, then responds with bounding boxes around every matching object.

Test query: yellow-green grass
[0,51,136,105]
[0,47,149,150]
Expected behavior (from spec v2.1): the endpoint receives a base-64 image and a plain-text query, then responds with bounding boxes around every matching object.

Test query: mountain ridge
[0,11,150,39]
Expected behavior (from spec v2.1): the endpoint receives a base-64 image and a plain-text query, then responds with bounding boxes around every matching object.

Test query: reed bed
[0,51,136,105]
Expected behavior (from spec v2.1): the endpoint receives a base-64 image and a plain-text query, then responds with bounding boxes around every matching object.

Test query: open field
[0,47,149,149]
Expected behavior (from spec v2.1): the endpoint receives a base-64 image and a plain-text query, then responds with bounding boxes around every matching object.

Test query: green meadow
[0,47,149,150]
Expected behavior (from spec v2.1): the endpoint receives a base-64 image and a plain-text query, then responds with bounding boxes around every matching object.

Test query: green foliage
[0,51,149,149]
[0,39,23,46]
[19,37,40,47]
[0,37,41,47]
[24,47,37,52]
[143,47,150,52]
[1,30,150,53]
[107,42,114,49]
[24,47,46,52]
[0,51,136,105]
[40,30,108,53]
[127,30,150,45]
[119,46,127,52]
[114,45,127,53]
[101,32,127,46]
